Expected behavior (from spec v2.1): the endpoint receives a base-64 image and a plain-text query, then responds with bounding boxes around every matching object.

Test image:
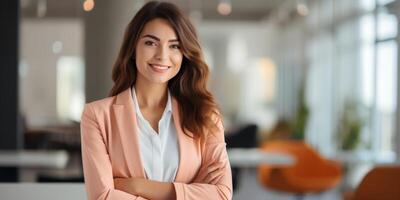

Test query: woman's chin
[147,77,170,85]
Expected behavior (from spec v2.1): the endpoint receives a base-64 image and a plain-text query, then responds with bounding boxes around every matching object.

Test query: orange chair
[344,165,400,200]
[258,140,342,199]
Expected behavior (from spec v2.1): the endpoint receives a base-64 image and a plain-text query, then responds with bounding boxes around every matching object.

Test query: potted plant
[337,100,365,151]
[292,84,309,140]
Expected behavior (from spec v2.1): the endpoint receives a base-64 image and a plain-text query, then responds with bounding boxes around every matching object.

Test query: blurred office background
[1,0,400,199]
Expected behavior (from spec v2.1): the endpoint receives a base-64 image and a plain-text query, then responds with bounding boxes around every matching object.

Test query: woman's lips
[149,64,170,73]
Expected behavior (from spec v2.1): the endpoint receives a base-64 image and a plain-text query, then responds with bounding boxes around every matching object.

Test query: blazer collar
[112,88,145,178]
[113,87,194,182]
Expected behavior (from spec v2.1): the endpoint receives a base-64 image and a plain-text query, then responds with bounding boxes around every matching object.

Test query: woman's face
[135,18,183,85]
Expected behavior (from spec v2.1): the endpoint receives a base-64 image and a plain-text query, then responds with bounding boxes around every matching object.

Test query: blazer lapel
[172,98,196,182]
[112,88,146,178]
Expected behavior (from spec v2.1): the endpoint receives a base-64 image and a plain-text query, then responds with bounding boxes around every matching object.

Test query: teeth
[151,64,169,69]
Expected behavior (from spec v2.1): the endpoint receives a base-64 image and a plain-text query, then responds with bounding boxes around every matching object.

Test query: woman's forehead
[140,18,178,41]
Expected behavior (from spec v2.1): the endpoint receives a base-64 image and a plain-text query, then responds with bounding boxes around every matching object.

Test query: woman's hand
[193,161,226,184]
[114,177,137,194]
[114,178,130,193]
[114,177,175,199]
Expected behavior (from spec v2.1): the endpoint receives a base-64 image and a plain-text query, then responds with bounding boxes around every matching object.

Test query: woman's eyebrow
[142,34,179,42]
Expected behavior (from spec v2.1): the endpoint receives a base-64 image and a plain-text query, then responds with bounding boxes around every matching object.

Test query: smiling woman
[135,19,183,86]
[80,1,232,200]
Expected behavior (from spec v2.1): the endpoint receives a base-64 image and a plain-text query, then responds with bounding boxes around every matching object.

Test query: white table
[332,150,397,164]
[0,183,86,200]
[228,148,295,167]
[0,150,69,169]
[227,148,295,199]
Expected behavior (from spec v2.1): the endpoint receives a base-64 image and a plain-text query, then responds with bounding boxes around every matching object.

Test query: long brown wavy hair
[109,1,220,139]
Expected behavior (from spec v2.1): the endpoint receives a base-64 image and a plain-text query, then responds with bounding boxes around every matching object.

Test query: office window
[302,0,398,158]
[57,56,85,122]
[376,40,397,152]
[377,12,397,40]
[359,0,376,11]
[358,6,398,156]
[378,0,396,5]
[360,14,375,108]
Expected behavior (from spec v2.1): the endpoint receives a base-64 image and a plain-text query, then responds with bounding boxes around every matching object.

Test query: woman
[80,1,232,200]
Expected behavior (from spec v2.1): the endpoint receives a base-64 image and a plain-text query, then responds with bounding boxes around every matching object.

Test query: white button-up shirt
[132,86,179,182]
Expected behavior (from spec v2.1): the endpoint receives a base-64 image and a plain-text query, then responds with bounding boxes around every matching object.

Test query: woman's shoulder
[83,95,117,115]
[83,88,131,118]
[203,112,225,142]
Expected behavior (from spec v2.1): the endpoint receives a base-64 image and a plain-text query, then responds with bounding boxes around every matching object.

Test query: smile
[149,64,171,73]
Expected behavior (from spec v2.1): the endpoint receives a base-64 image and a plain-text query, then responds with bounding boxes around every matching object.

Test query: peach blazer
[80,88,232,200]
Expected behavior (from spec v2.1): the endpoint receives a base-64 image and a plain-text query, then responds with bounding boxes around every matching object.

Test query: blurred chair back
[347,165,400,200]
[225,124,258,148]
[258,140,342,196]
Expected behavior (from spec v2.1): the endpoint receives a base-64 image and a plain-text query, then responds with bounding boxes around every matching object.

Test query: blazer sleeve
[80,104,147,200]
[172,119,233,200]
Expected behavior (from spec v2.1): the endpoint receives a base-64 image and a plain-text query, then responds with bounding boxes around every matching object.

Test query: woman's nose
[155,45,169,61]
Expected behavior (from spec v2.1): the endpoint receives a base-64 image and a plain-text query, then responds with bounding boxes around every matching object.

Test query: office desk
[227,148,295,199]
[0,183,85,200]
[228,148,295,167]
[332,150,396,164]
[0,150,69,169]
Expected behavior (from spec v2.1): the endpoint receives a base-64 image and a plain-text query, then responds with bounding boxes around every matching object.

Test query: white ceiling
[21,0,287,21]
[171,0,285,21]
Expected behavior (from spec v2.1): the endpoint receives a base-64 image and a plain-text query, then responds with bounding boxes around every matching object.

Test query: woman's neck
[134,78,168,110]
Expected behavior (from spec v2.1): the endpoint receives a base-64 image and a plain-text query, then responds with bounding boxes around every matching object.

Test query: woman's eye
[144,41,156,46]
[170,44,181,49]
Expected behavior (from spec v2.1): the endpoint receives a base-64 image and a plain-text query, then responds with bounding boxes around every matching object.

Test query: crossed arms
[80,104,232,200]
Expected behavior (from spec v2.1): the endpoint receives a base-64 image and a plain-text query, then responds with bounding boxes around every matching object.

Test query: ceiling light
[52,41,63,54]
[217,1,231,16]
[83,0,95,12]
[37,0,47,18]
[296,3,309,16]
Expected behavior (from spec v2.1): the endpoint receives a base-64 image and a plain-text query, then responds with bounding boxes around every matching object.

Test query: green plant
[292,84,309,140]
[337,100,364,150]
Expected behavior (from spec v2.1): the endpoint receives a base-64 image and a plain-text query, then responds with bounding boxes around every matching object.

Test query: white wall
[19,19,84,127]
[84,0,144,102]
[197,21,278,130]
